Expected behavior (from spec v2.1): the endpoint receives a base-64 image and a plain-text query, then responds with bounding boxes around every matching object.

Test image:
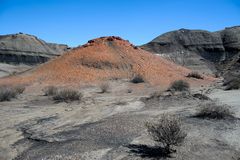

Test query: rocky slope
[0,33,70,77]
[141,26,240,76]
[0,33,70,65]
[0,36,213,88]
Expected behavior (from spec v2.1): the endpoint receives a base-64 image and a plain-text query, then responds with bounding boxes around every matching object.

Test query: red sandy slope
[0,36,213,87]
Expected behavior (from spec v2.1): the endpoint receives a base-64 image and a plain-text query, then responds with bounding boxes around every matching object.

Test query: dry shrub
[100,83,110,93]
[53,89,83,103]
[195,102,234,119]
[0,85,25,102]
[44,86,58,96]
[169,80,190,92]
[146,114,187,153]
[0,87,17,102]
[14,85,25,94]
[186,72,203,79]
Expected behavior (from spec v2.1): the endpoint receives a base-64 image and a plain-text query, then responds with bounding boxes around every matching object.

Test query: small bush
[146,114,187,153]
[0,85,24,102]
[194,102,234,119]
[100,83,110,93]
[0,87,17,101]
[14,85,25,94]
[53,89,83,103]
[192,93,210,100]
[186,72,203,79]
[44,86,58,96]
[131,75,144,83]
[224,78,240,90]
[169,80,190,92]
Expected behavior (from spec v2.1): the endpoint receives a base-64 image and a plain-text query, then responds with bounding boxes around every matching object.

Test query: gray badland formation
[142,26,240,80]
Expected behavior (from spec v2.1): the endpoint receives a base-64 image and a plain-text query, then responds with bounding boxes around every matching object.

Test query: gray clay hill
[141,26,240,80]
[0,33,70,77]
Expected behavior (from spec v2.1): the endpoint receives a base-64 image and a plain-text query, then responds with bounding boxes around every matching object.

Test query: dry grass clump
[194,102,234,119]
[14,85,25,94]
[53,89,83,103]
[100,83,110,93]
[44,86,58,96]
[0,85,25,102]
[186,71,203,79]
[146,114,187,153]
[43,86,83,103]
[168,80,190,92]
[0,87,17,102]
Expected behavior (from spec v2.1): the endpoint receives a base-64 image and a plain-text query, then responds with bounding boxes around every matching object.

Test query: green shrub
[146,114,187,153]
[169,80,190,92]
[53,89,83,102]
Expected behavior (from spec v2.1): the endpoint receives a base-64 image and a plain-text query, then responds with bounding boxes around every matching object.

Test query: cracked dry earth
[0,81,240,160]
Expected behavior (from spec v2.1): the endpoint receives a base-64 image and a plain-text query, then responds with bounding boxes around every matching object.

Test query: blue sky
[0,0,239,46]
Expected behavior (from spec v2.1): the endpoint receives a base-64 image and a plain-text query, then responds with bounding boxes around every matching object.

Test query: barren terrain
[0,35,238,160]
[0,79,239,160]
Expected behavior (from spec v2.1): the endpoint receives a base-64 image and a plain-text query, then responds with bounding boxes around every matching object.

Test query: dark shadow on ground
[127,144,172,159]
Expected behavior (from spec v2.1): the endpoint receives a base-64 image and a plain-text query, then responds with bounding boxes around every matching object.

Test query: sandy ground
[0,80,240,160]
[209,89,240,110]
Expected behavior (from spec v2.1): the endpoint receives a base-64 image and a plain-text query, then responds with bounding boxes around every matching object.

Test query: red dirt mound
[0,36,213,87]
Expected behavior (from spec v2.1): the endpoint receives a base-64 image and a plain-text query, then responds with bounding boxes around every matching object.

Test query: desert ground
[0,0,239,159]
[0,33,239,160]
[0,78,239,160]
